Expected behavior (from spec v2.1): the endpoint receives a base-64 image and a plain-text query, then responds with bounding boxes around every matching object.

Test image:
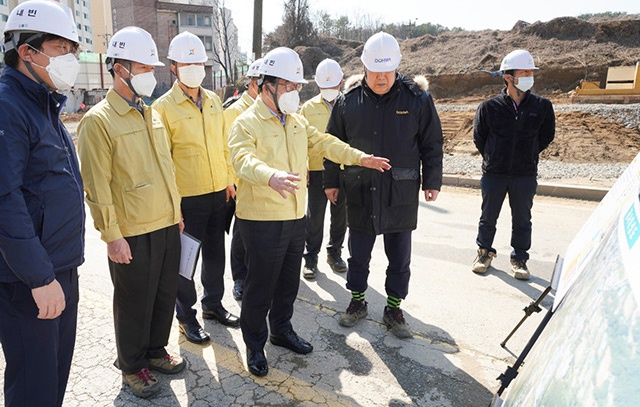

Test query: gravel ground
[443,154,628,181]
[440,103,639,182]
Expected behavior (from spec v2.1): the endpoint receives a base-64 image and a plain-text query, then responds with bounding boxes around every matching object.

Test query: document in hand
[180,232,201,280]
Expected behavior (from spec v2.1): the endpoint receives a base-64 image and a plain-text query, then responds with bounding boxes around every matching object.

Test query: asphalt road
[0,186,599,406]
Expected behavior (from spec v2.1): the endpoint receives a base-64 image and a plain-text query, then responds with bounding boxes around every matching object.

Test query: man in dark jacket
[325,32,443,338]
[0,2,84,406]
[471,49,555,280]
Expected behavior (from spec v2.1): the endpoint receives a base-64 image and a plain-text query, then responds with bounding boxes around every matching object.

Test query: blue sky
[227,0,640,57]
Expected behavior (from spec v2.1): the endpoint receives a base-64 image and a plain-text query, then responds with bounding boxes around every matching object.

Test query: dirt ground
[439,107,640,164]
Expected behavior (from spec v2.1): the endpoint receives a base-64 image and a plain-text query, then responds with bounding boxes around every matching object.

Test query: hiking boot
[303,259,319,280]
[148,354,186,375]
[383,306,413,338]
[327,252,347,273]
[511,258,530,280]
[338,299,368,327]
[122,368,160,398]
[471,248,496,274]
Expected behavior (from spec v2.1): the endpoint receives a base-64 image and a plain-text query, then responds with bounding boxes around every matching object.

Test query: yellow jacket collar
[107,88,144,117]
[255,97,282,122]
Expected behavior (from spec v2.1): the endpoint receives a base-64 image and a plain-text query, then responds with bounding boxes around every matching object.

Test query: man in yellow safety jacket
[154,31,239,345]
[228,46,391,377]
[78,27,185,399]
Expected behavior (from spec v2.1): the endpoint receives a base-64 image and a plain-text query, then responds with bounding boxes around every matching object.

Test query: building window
[199,35,212,51]
[77,23,81,30]
[76,0,79,4]
[0,0,7,6]
[75,10,79,17]
[83,13,88,19]
[85,38,92,44]
[1,14,8,23]
[84,25,91,33]
[197,15,211,27]
[180,14,195,26]
[83,0,88,6]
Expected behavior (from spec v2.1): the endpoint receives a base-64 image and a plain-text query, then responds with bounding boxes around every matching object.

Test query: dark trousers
[109,225,180,374]
[0,268,78,407]
[347,229,412,299]
[230,218,247,282]
[476,174,537,260]
[238,218,305,351]
[303,171,347,263]
[177,190,227,323]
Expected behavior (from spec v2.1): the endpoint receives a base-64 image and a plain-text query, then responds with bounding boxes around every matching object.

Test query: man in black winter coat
[324,32,443,338]
[471,49,555,280]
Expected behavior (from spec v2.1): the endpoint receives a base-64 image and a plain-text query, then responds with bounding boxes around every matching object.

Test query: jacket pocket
[344,167,365,207]
[121,178,157,223]
[390,167,419,207]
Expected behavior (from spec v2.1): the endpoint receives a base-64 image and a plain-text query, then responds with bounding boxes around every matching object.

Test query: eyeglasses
[45,39,79,56]
[276,80,303,92]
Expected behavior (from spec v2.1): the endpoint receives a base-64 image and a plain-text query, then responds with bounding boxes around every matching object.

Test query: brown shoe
[338,299,368,327]
[383,307,413,338]
[472,248,496,274]
[148,354,186,375]
[511,258,531,280]
[122,368,160,398]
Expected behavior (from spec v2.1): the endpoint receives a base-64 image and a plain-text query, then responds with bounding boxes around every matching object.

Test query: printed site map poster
[500,153,640,407]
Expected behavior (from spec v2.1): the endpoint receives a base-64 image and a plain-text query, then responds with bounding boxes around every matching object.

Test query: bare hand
[325,188,340,205]
[360,154,391,172]
[108,238,132,264]
[424,189,439,202]
[268,171,301,199]
[226,185,236,202]
[31,279,65,319]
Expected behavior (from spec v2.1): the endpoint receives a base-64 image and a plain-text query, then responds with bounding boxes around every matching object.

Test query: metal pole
[252,0,263,59]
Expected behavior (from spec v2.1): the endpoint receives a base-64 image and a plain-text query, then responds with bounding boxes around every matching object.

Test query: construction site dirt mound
[296,15,640,99]
[289,15,640,167]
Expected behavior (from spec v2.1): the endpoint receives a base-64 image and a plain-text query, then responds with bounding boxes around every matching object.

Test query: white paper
[179,232,201,280]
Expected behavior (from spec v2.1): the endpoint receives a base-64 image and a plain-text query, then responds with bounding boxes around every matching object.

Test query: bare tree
[212,0,240,84]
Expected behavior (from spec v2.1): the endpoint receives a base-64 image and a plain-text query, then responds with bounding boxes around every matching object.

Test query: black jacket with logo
[324,74,443,235]
[473,89,555,176]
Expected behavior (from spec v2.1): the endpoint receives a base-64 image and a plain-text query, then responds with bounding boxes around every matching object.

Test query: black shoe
[302,262,319,280]
[327,252,347,273]
[247,349,268,376]
[232,280,244,301]
[179,322,211,344]
[202,305,240,328]
[270,330,313,354]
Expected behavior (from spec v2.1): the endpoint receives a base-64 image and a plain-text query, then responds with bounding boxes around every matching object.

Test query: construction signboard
[499,152,640,406]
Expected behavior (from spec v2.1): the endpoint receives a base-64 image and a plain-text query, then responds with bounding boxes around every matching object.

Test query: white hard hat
[259,47,308,84]
[3,0,78,53]
[315,59,343,88]
[107,26,164,66]
[361,32,401,72]
[499,50,539,71]
[167,31,207,63]
[247,58,264,78]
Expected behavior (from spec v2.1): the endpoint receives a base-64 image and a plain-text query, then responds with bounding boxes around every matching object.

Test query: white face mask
[121,67,157,97]
[178,65,206,88]
[320,88,340,102]
[29,46,80,91]
[515,76,534,92]
[278,90,300,114]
